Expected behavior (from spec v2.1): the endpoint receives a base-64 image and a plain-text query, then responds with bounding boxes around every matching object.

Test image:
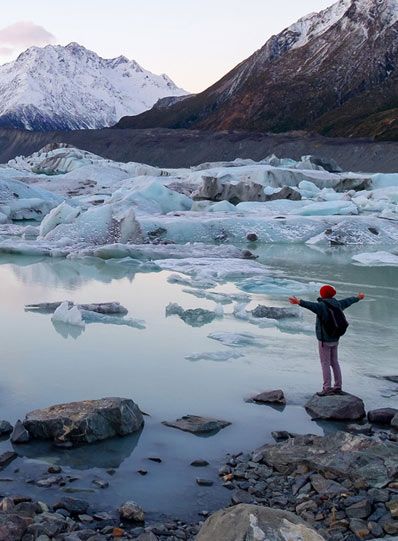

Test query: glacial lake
[0,244,397,521]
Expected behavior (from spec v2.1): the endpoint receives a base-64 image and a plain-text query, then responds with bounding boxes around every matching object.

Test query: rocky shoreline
[0,393,397,540]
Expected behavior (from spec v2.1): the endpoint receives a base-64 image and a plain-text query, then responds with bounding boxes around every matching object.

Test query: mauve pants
[318,341,342,391]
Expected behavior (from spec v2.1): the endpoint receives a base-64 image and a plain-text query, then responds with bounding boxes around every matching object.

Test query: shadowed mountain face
[116,0,398,140]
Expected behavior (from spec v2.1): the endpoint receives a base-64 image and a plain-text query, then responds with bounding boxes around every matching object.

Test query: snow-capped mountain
[118,0,398,140]
[0,42,188,131]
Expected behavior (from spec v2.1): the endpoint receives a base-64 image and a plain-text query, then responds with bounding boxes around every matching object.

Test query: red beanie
[320,285,336,299]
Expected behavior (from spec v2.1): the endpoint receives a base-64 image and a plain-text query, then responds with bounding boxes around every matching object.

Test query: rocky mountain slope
[116,0,398,140]
[0,43,187,131]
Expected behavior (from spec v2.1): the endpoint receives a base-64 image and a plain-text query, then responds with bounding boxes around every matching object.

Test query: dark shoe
[316,390,333,397]
[332,389,344,395]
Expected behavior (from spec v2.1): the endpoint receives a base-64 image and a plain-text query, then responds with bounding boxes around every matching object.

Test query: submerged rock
[162,415,231,435]
[251,389,286,405]
[251,305,298,319]
[305,392,365,421]
[24,397,144,444]
[368,408,398,425]
[196,504,324,541]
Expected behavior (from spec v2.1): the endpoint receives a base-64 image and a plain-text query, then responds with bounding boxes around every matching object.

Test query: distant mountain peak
[0,42,188,131]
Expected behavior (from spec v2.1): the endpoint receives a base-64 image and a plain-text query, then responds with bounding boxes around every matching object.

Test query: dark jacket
[299,297,359,342]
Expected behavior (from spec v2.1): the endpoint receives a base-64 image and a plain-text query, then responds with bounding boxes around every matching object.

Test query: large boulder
[24,397,144,444]
[196,504,325,541]
[305,392,365,421]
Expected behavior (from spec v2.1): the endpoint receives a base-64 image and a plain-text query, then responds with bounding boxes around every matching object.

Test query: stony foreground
[1,429,397,541]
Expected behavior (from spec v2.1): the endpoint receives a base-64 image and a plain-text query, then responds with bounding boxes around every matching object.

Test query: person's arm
[289,296,322,315]
[339,293,365,310]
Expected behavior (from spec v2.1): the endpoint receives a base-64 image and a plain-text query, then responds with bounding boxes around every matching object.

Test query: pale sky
[0,0,335,92]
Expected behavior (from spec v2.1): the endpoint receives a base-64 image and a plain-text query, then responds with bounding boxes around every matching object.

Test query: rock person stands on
[289,285,365,396]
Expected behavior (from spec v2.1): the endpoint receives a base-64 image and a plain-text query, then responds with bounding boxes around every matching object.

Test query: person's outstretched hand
[289,296,300,305]
[357,292,365,300]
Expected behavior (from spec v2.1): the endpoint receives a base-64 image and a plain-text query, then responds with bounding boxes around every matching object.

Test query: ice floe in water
[51,301,85,328]
[185,351,244,362]
[352,251,398,266]
[208,332,267,348]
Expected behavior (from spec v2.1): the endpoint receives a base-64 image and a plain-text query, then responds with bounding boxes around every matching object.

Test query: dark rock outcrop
[24,397,144,444]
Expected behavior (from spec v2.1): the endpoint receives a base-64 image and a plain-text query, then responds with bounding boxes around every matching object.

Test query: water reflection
[14,431,143,470]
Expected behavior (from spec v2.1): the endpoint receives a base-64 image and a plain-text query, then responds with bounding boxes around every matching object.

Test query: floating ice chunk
[45,205,143,246]
[80,310,146,329]
[236,200,307,214]
[240,277,321,296]
[156,257,270,284]
[298,180,321,199]
[0,212,8,224]
[109,179,192,215]
[208,332,267,348]
[291,200,358,216]
[372,173,398,189]
[51,302,85,328]
[185,351,244,362]
[78,242,241,261]
[182,288,251,304]
[208,201,237,213]
[167,274,217,289]
[166,302,223,327]
[317,188,350,202]
[352,251,398,266]
[307,218,398,246]
[39,202,81,238]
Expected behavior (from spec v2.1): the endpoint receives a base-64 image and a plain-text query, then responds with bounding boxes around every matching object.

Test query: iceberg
[51,301,85,328]
[185,351,244,362]
[208,331,267,348]
[352,251,398,266]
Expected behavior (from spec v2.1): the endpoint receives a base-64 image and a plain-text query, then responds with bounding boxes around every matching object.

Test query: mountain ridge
[0,42,187,131]
[116,0,398,140]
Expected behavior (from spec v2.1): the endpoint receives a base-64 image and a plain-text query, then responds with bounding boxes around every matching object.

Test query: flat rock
[251,305,298,320]
[162,415,231,435]
[368,408,398,425]
[305,392,365,420]
[24,397,144,444]
[196,504,324,541]
[251,389,286,405]
[53,497,89,515]
[196,478,214,486]
[0,421,12,437]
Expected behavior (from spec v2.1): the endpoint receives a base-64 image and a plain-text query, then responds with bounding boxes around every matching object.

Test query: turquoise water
[0,245,396,519]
